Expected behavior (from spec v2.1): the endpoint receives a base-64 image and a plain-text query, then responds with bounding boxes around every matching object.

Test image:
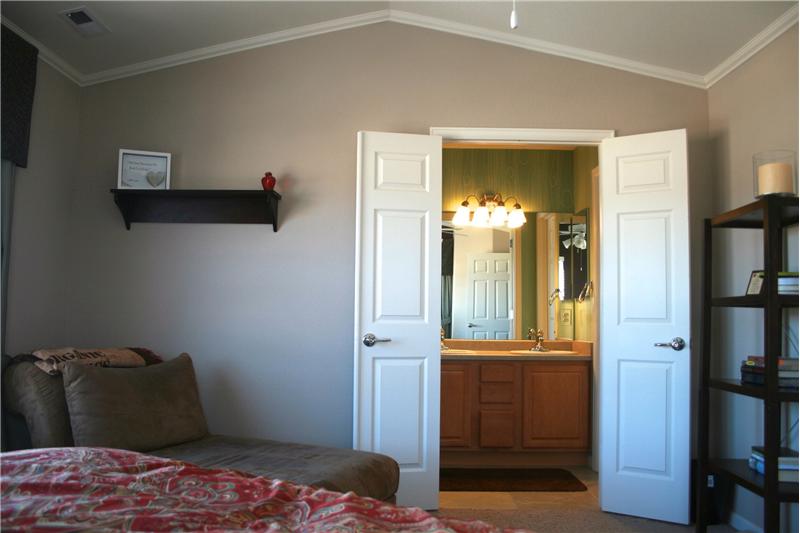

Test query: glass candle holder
[753,150,797,198]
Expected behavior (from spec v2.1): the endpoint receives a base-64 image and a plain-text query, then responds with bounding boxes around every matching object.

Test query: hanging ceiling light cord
[510,0,518,29]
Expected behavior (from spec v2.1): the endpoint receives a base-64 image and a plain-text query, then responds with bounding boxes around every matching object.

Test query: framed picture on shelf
[117,149,171,190]
[745,270,765,295]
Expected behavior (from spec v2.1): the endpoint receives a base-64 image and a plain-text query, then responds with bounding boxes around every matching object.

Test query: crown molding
[704,4,798,88]
[80,10,391,86]
[388,10,707,89]
[1,17,83,86]
[3,7,795,90]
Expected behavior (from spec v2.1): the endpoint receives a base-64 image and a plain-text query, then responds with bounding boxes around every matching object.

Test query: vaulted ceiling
[2,1,797,88]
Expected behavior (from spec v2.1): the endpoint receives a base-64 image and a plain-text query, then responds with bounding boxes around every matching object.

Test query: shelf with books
[697,195,799,533]
[740,355,799,391]
[709,378,798,402]
[708,459,798,503]
[711,294,798,308]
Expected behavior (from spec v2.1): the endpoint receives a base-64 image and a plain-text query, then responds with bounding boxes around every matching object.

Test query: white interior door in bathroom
[465,252,512,339]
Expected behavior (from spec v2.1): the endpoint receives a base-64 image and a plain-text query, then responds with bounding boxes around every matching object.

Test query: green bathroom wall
[442,149,574,213]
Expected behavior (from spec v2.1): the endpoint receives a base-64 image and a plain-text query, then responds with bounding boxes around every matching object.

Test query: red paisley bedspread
[1,447,527,532]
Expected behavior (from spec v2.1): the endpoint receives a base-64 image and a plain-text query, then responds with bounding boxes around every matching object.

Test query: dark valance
[1,25,38,168]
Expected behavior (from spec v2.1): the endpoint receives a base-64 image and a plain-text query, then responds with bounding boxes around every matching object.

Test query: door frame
[430,126,614,473]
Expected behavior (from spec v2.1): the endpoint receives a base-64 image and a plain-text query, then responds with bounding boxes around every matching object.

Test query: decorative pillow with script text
[31,347,147,375]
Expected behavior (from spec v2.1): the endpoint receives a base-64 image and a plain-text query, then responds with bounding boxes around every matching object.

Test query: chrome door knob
[362,333,391,347]
[467,323,479,328]
[654,337,686,351]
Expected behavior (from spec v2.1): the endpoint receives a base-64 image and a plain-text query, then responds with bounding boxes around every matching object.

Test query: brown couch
[1,354,399,502]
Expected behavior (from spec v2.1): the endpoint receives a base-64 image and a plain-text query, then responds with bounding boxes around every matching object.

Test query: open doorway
[354,127,693,524]
[437,138,601,514]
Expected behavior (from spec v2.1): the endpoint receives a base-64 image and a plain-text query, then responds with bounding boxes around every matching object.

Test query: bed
[1,447,524,532]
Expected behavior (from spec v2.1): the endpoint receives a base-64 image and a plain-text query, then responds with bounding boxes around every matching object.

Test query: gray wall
[8,22,711,448]
[707,25,798,532]
[6,61,81,352]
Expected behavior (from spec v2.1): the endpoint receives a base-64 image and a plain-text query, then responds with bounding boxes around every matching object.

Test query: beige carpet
[434,467,736,533]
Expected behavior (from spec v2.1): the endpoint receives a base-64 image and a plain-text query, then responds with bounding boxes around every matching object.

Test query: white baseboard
[729,511,763,533]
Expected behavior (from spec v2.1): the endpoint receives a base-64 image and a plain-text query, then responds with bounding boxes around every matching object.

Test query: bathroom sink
[441,349,476,355]
[509,349,579,355]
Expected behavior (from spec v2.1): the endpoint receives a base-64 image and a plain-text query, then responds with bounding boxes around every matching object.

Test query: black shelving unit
[111,189,281,231]
[697,195,799,532]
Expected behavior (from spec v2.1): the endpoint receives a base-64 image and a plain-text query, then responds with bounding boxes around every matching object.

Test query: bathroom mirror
[441,212,570,340]
[442,209,590,341]
[559,209,589,300]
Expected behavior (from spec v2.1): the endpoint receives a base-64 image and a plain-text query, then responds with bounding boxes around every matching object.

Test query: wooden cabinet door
[441,362,472,448]
[522,362,589,449]
[479,409,515,448]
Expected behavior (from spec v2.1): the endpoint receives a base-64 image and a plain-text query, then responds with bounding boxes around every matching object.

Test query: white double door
[354,128,692,524]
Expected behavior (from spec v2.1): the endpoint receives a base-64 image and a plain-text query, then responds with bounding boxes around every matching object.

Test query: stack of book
[748,445,799,482]
[740,356,799,390]
[779,272,799,295]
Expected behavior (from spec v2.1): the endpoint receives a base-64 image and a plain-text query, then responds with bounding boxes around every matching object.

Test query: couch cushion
[63,354,208,452]
[151,434,400,502]
[3,357,73,448]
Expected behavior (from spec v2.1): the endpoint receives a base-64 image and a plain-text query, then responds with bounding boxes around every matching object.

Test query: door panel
[354,131,441,509]
[374,210,427,321]
[599,129,691,524]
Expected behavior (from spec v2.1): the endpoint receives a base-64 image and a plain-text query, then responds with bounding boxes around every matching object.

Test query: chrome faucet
[530,329,549,352]
[440,327,449,350]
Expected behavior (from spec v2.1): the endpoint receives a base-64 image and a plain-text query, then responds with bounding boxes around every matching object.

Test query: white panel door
[354,131,441,509]
[599,129,691,524]
[465,252,512,339]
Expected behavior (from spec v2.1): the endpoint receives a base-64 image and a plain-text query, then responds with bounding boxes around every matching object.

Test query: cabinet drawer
[479,409,515,448]
[480,363,515,382]
[480,383,514,404]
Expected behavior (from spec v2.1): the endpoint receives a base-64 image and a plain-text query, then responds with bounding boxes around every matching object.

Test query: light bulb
[490,204,508,226]
[472,205,490,227]
[507,206,526,228]
[452,204,471,226]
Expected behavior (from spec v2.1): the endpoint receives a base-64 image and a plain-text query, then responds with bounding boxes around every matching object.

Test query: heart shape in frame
[146,171,166,188]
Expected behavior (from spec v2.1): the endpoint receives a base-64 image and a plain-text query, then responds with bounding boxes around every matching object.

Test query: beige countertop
[441,349,592,361]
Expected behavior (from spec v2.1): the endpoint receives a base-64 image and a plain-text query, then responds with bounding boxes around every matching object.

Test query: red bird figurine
[261,172,277,191]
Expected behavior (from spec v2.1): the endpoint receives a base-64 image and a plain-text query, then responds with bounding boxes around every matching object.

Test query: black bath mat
[440,468,587,492]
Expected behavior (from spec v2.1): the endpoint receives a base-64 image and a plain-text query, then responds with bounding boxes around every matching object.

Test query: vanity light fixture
[452,194,526,229]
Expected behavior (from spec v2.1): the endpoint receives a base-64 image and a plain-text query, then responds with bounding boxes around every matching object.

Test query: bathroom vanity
[440,340,592,467]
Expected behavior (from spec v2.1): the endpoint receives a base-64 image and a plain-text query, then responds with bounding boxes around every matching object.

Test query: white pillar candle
[757,162,794,195]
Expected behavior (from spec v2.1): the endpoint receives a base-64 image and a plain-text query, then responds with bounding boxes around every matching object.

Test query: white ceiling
[1,1,797,88]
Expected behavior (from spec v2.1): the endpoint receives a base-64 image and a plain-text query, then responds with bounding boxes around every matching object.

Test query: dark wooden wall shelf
[111,189,281,232]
